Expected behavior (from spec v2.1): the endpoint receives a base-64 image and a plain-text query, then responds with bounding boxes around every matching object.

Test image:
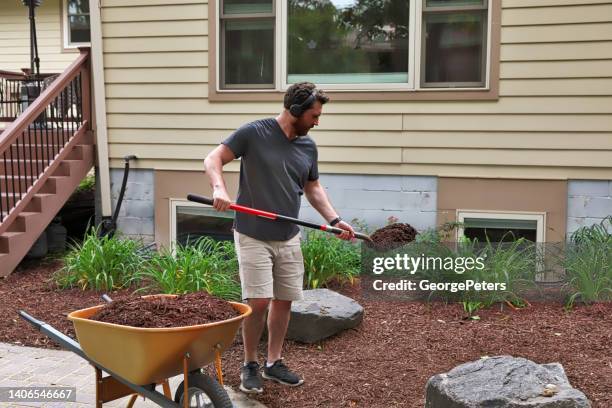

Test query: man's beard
[296,123,310,137]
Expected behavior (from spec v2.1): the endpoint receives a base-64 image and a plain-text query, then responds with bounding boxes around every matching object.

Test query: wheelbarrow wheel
[174,372,232,408]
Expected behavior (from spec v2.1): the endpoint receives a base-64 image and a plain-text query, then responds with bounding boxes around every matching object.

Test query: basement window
[170,200,234,246]
[456,210,546,243]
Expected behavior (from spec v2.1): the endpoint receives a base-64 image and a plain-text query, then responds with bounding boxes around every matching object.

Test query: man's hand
[204,144,236,212]
[335,220,355,241]
[212,188,232,211]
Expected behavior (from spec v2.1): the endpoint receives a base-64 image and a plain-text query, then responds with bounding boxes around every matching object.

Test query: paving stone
[0,343,266,408]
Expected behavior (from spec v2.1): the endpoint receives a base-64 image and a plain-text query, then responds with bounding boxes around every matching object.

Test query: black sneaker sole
[239,383,263,394]
[240,372,263,394]
[262,371,304,387]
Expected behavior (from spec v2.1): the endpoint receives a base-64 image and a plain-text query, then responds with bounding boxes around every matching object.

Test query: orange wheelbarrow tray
[19,294,251,408]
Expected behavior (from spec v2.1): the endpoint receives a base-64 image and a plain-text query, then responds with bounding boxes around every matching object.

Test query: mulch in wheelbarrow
[90,292,239,328]
[367,223,418,250]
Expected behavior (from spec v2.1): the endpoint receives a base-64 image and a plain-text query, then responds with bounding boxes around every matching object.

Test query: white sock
[266,361,276,368]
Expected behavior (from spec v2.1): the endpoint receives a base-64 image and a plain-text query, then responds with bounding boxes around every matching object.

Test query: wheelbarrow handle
[18,310,87,359]
[187,194,372,242]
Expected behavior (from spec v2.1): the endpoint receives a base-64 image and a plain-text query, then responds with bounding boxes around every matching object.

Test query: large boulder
[426,356,591,408]
[286,289,363,343]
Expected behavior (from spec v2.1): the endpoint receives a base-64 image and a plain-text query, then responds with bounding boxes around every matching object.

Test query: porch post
[88,0,112,217]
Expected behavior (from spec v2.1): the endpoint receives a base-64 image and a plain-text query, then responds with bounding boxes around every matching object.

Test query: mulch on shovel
[367,222,418,250]
[91,292,239,328]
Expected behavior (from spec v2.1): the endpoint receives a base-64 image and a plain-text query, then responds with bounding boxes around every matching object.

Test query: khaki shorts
[234,230,304,301]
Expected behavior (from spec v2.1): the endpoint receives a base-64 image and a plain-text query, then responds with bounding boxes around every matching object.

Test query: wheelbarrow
[19,294,252,408]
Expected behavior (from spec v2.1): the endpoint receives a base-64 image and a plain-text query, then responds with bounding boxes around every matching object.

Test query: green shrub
[54,228,144,291]
[456,237,538,309]
[75,173,95,193]
[301,230,361,289]
[404,230,538,311]
[139,238,241,300]
[563,216,612,307]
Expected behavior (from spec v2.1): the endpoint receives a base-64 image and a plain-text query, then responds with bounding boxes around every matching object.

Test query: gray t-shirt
[222,118,319,241]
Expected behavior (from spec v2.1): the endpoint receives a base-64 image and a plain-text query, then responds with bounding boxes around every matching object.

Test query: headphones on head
[289,90,317,117]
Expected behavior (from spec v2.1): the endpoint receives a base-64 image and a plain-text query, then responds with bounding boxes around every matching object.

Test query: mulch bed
[1,260,610,407]
[91,292,239,327]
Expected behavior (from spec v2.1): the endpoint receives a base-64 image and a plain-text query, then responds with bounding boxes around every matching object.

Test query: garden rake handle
[187,194,372,242]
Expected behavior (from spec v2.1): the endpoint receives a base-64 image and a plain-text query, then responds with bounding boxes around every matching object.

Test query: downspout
[88,0,112,218]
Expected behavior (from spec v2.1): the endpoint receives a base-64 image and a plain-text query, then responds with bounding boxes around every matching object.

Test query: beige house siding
[102,0,612,180]
[437,178,568,242]
[0,0,79,73]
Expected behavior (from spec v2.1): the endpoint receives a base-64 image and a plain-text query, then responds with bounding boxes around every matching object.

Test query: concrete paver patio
[0,343,265,408]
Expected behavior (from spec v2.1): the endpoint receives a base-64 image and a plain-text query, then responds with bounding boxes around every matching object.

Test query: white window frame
[62,0,91,49]
[216,0,491,92]
[169,198,234,247]
[456,209,547,243]
[415,0,491,91]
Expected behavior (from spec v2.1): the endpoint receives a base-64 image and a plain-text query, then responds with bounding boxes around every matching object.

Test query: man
[204,82,355,394]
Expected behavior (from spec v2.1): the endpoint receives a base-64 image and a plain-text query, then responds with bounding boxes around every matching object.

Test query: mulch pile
[2,260,611,407]
[91,292,239,328]
[368,222,418,250]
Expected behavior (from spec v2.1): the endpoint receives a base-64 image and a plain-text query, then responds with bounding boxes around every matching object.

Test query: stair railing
[0,70,28,122]
[0,48,91,234]
[0,70,58,122]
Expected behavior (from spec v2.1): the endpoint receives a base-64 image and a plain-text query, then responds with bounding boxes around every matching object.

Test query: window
[287,0,412,86]
[216,0,491,91]
[421,0,488,87]
[220,0,275,88]
[63,0,90,48]
[456,210,546,243]
[170,200,235,246]
[456,210,549,281]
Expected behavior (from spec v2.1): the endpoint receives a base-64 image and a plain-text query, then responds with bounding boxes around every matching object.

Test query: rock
[286,289,363,343]
[46,218,67,253]
[425,355,591,408]
[26,232,48,259]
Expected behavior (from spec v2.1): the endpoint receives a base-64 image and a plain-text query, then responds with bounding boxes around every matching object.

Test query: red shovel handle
[186,194,277,219]
[186,194,373,242]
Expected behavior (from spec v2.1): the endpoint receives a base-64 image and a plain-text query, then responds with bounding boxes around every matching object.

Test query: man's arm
[304,179,355,240]
[204,144,236,211]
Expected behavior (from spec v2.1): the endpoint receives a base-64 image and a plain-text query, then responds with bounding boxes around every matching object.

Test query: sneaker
[262,359,304,387]
[240,361,263,394]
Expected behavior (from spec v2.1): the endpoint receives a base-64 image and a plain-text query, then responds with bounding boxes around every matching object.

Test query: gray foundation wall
[103,172,612,244]
[567,180,612,239]
[109,168,155,243]
[299,174,438,233]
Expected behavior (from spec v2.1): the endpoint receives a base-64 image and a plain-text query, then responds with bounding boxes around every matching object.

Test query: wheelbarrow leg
[95,367,103,408]
[183,353,190,408]
[162,379,172,399]
[126,394,138,408]
[125,380,170,408]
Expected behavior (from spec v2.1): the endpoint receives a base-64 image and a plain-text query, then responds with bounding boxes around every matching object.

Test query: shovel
[187,194,373,243]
